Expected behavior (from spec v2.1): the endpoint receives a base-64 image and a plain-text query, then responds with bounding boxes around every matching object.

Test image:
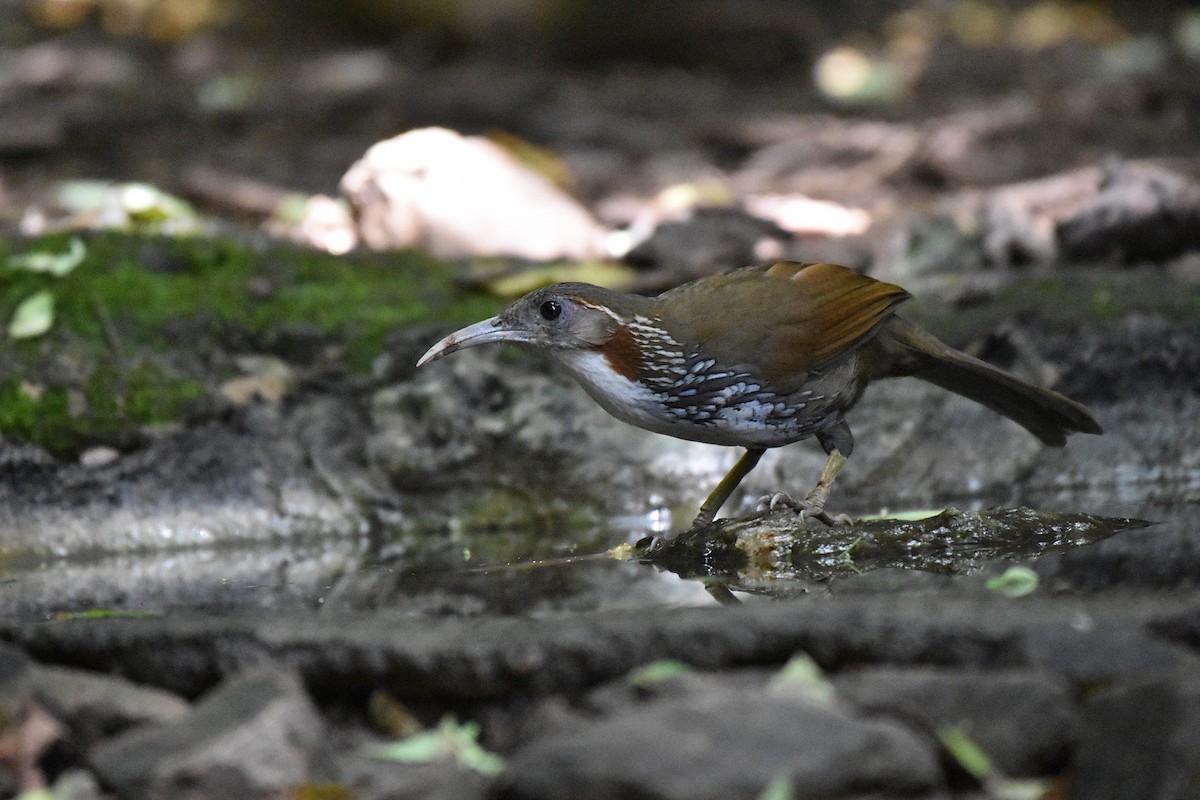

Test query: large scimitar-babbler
[419,261,1101,526]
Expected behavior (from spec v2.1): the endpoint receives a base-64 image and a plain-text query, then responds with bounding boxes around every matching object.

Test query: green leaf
[457,741,506,776]
[855,507,945,522]
[938,724,992,780]
[370,716,505,776]
[626,659,692,687]
[371,732,444,762]
[119,183,195,225]
[53,608,162,621]
[8,236,86,276]
[757,773,794,800]
[9,291,55,339]
[987,566,1039,598]
[769,652,834,703]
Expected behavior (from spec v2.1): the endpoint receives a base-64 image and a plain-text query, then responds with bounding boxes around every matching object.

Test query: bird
[417,261,1102,527]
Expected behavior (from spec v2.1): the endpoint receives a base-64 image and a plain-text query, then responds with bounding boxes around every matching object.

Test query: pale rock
[340,127,607,260]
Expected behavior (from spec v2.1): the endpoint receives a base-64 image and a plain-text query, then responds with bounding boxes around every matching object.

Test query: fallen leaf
[8,291,55,339]
[370,716,505,776]
[938,724,992,780]
[769,652,834,704]
[987,566,1039,598]
[485,261,635,298]
[7,237,86,276]
[626,660,692,687]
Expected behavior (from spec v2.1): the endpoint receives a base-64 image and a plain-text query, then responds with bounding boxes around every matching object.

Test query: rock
[367,346,710,517]
[624,206,790,283]
[44,769,104,800]
[340,127,607,260]
[1018,626,1200,686]
[30,664,189,742]
[0,409,370,558]
[4,595,1196,704]
[1057,162,1200,263]
[975,167,1098,265]
[89,668,322,800]
[1067,672,1200,800]
[833,666,1077,776]
[964,161,1200,267]
[504,685,940,800]
[0,641,33,700]
[1150,598,1200,649]
[337,755,496,800]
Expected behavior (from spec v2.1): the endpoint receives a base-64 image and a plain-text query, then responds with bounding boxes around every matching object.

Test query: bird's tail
[886,319,1102,446]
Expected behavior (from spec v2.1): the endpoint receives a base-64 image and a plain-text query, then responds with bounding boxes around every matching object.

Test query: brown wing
[659,261,910,391]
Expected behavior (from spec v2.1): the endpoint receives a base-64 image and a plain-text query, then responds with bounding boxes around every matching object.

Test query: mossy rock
[0,231,499,456]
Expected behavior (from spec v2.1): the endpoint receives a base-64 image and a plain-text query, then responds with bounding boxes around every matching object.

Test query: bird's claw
[754,491,849,526]
[755,491,800,513]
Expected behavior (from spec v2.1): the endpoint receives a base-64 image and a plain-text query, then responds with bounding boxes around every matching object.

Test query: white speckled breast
[555,348,837,448]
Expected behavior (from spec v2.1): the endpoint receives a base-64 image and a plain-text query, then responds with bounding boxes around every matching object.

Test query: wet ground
[0,253,1195,796]
[0,452,1189,617]
[1,3,1200,798]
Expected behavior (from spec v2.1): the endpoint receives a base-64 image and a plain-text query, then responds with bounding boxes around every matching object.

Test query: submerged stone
[642,506,1150,588]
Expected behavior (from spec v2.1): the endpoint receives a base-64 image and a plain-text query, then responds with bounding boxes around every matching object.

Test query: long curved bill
[416,316,532,367]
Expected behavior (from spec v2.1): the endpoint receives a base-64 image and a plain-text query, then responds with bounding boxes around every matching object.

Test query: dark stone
[43,769,104,800]
[0,412,371,557]
[1039,524,1200,594]
[1149,599,1200,650]
[30,664,189,743]
[0,639,33,691]
[1018,625,1199,686]
[89,668,322,800]
[834,666,1077,776]
[337,755,497,800]
[1057,163,1200,263]
[502,685,940,800]
[4,594,1197,704]
[624,206,790,279]
[1067,672,1200,800]
[1051,317,1200,405]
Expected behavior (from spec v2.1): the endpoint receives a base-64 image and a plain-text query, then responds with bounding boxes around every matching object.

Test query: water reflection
[0,494,1184,620]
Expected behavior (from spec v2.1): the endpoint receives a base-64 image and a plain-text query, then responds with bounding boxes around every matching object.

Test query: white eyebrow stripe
[569,296,624,323]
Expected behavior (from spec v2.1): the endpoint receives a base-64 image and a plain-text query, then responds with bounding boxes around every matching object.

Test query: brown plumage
[418,261,1102,526]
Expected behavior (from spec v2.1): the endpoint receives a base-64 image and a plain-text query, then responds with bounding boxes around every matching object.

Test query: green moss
[0,366,207,456]
[12,231,496,347]
[0,378,76,455]
[0,231,501,454]
[0,378,41,439]
[124,362,207,424]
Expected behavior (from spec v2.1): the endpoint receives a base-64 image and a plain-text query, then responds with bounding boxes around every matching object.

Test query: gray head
[416,282,652,367]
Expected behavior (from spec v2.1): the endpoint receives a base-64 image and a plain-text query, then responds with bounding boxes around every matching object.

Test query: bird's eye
[539,300,562,321]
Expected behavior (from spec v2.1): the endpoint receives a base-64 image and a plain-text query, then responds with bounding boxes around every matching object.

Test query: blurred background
[3,0,1199,223]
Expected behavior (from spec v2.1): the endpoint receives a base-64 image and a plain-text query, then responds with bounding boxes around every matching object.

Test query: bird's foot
[756,491,800,513]
[754,492,850,527]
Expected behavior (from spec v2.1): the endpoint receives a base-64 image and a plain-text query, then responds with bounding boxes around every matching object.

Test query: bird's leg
[757,448,849,526]
[693,447,766,527]
[799,448,847,526]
